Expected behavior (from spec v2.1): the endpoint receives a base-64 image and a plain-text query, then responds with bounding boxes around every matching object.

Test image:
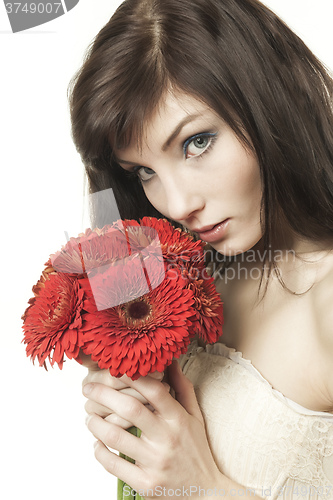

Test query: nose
[162,175,205,223]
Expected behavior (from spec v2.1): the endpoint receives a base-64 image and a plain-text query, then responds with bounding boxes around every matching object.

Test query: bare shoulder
[310,250,333,404]
[286,248,333,411]
[312,250,333,344]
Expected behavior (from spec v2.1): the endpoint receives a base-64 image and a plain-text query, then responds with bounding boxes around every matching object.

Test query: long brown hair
[68,0,333,278]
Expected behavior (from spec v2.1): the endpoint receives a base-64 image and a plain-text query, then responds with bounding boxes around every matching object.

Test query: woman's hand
[81,351,164,429]
[82,360,225,499]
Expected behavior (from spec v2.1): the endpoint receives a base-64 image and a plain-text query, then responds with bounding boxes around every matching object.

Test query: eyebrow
[114,113,201,165]
[114,157,139,166]
[161,113,201,151]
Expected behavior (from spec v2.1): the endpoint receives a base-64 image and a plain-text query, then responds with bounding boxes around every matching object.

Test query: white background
[1,1,332,499]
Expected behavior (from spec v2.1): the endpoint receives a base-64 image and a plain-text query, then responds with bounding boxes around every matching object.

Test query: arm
[83,361,262,499]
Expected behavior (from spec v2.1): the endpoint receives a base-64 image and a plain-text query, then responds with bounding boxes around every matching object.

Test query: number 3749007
[5,3,62,14]
[278,485,332,497]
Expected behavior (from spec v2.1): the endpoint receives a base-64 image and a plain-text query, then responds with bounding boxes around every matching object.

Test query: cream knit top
[179,341,333,499]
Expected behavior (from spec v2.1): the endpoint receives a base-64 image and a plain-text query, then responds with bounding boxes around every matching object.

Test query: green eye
[135,166,155,182]
[193,137,209,149]
[184,133,217,158]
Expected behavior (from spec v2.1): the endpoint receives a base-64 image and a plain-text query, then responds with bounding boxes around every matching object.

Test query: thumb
[168,360,203,421]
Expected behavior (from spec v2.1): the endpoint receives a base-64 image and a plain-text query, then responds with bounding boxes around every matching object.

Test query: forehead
[151,91,215,129]
[121,91,219,154]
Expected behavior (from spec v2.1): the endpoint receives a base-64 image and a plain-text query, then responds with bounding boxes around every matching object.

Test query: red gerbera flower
[22,272,85,369]
[116,217,222,344]
[183,263,224,343]
[22,217,223,377]
[50,225,130,275]
[115,217,205,268]
[79,260,195,379]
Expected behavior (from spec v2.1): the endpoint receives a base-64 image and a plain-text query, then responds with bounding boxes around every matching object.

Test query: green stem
[117,427,144,500]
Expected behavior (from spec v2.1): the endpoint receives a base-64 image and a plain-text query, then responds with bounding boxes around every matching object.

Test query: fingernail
[93,440,99,449]
[83,383,93,396]
[85,414,92,426]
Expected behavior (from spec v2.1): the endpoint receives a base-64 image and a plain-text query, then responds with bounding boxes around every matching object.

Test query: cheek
[233,154,262,202]
[142,183,166,215]
[213,150,261,203]
[249,165,263,210]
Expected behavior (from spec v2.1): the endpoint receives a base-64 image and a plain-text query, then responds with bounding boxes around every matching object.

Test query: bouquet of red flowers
[22,216,223,499]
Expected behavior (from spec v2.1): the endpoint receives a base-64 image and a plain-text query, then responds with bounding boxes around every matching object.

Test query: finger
[168,360,203,421]
[83,384,152,415]
[86,414,147,461]
[83,374,151,406]
[93,439,143,489]
[118,387,149,405]
[104,400,160,429]
[118,373,184,421]
[83,370,128,390]
[84,385,165,423]
[83,370,164,389]
[85,399,157,423]
[148,370,164,381]
[85,399,113,418]
[85,399,141,429]
[104,413,133,429]
[83,383,158,435]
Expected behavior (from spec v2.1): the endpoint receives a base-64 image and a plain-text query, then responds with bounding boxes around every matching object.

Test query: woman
[69,0,333,497]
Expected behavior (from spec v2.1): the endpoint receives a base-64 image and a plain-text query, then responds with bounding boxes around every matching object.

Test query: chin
[211,234,263,257]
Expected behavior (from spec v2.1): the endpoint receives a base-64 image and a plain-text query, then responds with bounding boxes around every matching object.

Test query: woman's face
[114,92,263,256]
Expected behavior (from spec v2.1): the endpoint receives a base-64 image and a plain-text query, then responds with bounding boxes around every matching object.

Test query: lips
[191,222,223,233]
[193,219,230,243]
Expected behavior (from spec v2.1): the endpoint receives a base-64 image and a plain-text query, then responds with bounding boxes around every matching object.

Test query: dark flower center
[126,299,151,321]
